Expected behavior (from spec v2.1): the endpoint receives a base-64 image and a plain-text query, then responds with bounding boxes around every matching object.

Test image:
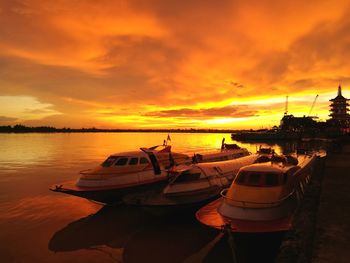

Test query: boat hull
[218,194,297,221]
[163,185,222,203]
[50,178,168,204]
[128,187,221,206]
[123,185,223,216]
[196,198,294,233]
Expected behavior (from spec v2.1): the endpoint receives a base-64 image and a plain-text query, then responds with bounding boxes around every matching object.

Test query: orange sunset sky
[1,0,350,129]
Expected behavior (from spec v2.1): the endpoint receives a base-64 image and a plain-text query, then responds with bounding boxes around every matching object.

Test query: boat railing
[220,188,295,207]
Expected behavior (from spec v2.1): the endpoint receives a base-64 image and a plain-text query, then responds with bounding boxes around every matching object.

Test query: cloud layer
[0,0,350,128]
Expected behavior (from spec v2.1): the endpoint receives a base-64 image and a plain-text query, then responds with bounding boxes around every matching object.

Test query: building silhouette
[329,85,350,129]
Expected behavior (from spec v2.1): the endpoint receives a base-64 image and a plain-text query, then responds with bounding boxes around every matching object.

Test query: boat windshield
[101,156,119,167]
[102,156,146,167]
[174,172,201,183]
[235,171,282,187]
[128,157,139,165]
[114,157,128,166]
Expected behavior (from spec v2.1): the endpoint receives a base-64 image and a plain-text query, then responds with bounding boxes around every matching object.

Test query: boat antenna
[308,94,319,117]
[164,134,171,146]
[284,95,288,116]
[221,137,225,151]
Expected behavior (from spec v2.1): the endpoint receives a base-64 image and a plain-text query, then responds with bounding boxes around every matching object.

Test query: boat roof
[240,162,296,173]
[196,148,246,158]
[109,145,173,157]
[196,154,256,168]
[109,150,148,158]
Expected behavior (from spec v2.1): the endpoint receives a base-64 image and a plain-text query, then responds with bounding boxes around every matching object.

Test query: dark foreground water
[0,133,319,263]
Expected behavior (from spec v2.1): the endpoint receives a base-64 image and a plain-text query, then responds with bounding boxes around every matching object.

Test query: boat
[50,144,190,204]
[123,152,271,210]
[192,142,249,163]
[196,152,321,233]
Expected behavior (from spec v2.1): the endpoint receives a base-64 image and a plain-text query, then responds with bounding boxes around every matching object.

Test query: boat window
[235,171,248,184]
[140,157,150,164]
[175,172,201,183]
[248,173,261,186]
[115,157,128,166]
[235,171,282,187]
[128,158,138,165]
[101,156,119,167]
[264,173,280,186]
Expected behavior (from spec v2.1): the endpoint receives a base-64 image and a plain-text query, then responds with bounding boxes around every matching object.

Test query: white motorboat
[192,140,250,163]
[51,145,190,204]
[196,151,324,233]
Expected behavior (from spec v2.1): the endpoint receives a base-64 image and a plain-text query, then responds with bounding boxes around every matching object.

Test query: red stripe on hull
[196,198,293,233]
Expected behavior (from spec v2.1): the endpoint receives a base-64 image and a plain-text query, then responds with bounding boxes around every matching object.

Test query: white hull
[77,169,168,188]
[218,195,297,221]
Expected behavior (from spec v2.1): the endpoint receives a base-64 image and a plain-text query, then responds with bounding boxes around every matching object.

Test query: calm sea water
[0,132,287,263]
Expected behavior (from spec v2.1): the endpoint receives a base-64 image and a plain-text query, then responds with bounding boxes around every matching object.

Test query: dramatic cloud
[144,105,256,118]
[0,0,349,128]
[0,116,17,122]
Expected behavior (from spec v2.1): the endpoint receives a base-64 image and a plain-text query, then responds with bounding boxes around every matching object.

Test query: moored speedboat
[192,140,249,163]
[123,153,267,210]
[50,145,190,204]
[196,152,320,233]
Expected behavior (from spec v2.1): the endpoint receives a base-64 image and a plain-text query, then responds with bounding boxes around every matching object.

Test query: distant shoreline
[0,125,246,134]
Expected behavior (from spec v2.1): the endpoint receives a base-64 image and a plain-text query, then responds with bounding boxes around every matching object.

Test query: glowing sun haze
[1,0,350,129]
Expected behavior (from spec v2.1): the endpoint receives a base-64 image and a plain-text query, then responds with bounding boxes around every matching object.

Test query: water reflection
[49,205,218,262]
[122,214,218,263]
[0,133,242,171]
[48,205,149,252]
[49,204,285,263]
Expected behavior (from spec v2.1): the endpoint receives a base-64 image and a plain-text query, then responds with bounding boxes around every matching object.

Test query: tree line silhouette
[0,124,239,133]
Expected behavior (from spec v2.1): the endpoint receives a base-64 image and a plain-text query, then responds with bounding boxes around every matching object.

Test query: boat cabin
[224,163,301,208]
[101,154,150,167]
[235,169,287,187]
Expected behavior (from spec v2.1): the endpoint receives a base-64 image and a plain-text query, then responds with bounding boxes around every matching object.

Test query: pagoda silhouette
[329,85,350,128]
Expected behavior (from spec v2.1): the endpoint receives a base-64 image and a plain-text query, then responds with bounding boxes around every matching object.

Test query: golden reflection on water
[0,133,282,171]
[0,195,100,223]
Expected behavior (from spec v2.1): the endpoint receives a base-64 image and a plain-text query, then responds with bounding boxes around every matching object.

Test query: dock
[276,142,350,263]
[312,145,350,263]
